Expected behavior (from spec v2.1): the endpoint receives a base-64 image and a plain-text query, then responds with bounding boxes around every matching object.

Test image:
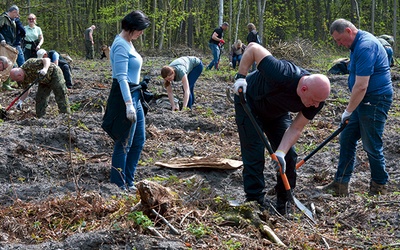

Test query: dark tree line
[1,0,398,57]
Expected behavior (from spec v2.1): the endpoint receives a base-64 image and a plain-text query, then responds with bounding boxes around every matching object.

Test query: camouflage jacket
[20,58,56,88]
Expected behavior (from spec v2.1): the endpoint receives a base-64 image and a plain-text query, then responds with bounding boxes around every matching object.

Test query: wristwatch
[234,73,246,80]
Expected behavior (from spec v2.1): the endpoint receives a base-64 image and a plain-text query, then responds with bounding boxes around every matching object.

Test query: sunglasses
[28,18,35,20]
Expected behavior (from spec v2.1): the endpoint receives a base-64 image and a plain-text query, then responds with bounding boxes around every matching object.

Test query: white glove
[273,150,286,173]
[229,62,233,67]
[0,40,6,46]
[16,100,23,110]
[39,69,48,76]
[126,103,136,122]
[341,110,352,124]
[233,78,247,95]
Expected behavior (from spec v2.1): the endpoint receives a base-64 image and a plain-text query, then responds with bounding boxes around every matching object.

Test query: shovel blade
[293,196,316,224]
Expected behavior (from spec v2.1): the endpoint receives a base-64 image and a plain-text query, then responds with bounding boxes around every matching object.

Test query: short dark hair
[121,10,151,32]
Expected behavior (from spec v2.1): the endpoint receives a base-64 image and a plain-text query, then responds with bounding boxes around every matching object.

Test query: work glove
[341,110,352,124]
[16,100,23,110]
[273,150,286,174]
[229,62,233,68]
[220,39,225,44]
[0,40,6,46]
[39,68,48,76]
[233,78,247,95]
[126,103,136,123]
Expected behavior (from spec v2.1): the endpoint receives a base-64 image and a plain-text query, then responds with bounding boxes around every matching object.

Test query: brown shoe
[369,181,387,196]
[318,181,349,197]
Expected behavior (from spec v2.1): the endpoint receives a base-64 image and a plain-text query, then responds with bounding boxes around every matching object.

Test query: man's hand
[273,150,286,173]
[126,103,136,122]
[0,40,6,46]
[16,100,23,110]
[341,110,352,124]
[233,78,247,95]
[39,69,48,76]
[229,62,233,68]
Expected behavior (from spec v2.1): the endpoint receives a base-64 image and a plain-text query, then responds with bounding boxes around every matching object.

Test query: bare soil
[0,49,399,250]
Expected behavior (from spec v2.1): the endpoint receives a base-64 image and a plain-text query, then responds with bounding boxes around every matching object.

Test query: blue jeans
[234,95,297,201]
[15,45,25,66]
[207,43,220,70]
[187,62,203,108]
[110,90,146,188]
[232,54,242,69]
[335,94,392,185]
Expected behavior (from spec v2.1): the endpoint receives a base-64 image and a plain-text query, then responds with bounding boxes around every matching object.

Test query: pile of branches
[267,39,316,67]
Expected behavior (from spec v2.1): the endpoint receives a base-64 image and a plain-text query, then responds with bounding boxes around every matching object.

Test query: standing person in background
[23,13,43,60]
[37,49,73,89]
[84,25,96,59]
[102,11,150,192]
[376,35,394,67]
[0,5,20,90]
[246,23,261,72]
[229,40,246,69]
[161,56,203,111]
[14,16,25,66]
[206,22,229,70]
[321,19,393,196]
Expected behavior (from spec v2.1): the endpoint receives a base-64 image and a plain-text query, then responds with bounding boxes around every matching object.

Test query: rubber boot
[2,78,14,91]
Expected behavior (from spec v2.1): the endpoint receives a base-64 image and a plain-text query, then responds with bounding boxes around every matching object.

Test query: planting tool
[296,120,348,169]
[0,76,41,119]
[238,88,315,223]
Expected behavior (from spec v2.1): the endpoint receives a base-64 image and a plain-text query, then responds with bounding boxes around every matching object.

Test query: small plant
[223,239,242,249]
[70,102,81,112]
[187,222,210,238]
[77,120,89,131]
[127,211,153,229]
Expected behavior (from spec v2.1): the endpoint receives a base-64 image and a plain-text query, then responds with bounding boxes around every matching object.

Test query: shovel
[238,88,316,224]
[296,120,348,169]
[0,77,41,119]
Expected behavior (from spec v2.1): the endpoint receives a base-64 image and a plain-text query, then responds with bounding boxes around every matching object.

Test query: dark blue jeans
[207,43,220,70]
[234,95,297,201]
[232,54,242,69]
[187,62,203,108]
[335,94,392,185]
[110,90,146,188]
[15,45,25,66]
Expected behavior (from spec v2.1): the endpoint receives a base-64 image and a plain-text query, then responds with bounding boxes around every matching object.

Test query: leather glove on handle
[126,103,137,123]
[341,110,352,124]
[273,150,286,173]
[233,78,247,95]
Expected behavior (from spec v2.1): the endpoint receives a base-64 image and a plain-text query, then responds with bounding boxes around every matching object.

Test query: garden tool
[0,76,41,119]
[238,88,316,224]
[296,120,348,169]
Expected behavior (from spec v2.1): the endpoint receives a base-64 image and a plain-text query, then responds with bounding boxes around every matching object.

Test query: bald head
[10,68,25,82]
[298,74,331,108]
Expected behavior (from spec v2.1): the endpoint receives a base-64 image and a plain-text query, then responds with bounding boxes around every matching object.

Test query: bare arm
[181,74,190,108]
[238,43,271,76]
[166,84,178,111]
[345,75,369,112]
[42,58,51,71]
[211,32,222,42]
[277,112,310,153]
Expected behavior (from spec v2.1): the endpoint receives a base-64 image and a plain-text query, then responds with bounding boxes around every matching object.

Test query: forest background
[1,0,399,59]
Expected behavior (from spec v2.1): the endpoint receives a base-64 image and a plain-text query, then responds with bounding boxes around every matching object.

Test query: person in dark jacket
[0,5,20,90]
[14,17,25,66]
[246,23,261,72]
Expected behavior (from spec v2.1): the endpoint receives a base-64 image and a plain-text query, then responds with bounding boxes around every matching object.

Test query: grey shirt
[170,56,201,81]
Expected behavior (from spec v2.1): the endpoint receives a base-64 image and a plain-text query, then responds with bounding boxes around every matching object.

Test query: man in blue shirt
[321,19,393,196]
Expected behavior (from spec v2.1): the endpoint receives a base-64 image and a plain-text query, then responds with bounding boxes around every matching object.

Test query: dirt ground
[0,48,399,250]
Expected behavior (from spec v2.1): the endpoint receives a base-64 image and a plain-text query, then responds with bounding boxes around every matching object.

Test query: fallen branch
[147,226,164,238]
[260,224,286,247]
[151,209,180,235]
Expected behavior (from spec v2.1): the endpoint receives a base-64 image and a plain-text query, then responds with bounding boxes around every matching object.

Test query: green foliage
[223,239,242,250]
[187,223,210,239]
[127,211,153,229]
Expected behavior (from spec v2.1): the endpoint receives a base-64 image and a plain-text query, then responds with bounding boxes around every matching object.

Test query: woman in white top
[23,13,43,60]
